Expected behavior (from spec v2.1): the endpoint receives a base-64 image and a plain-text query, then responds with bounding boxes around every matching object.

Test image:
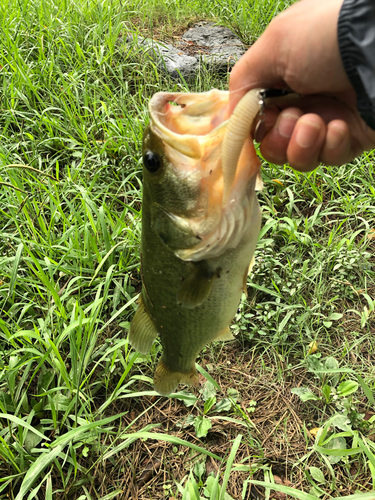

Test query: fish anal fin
[215,326,235,341]
[129,294,158,354]
[177,263,218,309]
[154,359,199,396]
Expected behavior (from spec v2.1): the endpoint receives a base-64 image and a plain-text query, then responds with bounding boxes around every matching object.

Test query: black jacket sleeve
[338,0,375,130]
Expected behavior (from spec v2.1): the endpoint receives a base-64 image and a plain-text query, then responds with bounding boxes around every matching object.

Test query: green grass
[0,0,375,498]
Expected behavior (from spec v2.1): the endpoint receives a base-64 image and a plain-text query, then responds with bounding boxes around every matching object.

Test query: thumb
[229,28,286,114]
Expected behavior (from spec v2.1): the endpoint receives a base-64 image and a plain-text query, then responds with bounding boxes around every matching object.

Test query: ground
[0,0,375,499]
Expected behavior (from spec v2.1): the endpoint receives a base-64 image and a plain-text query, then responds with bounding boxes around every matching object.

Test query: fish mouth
[148,89,263,260]
[149,89,262,202]
[149,89,230,159]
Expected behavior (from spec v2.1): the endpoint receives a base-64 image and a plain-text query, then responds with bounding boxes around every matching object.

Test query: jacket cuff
[338,0,375,130]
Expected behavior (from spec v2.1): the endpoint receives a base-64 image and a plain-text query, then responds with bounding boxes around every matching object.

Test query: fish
[129,88,264,396]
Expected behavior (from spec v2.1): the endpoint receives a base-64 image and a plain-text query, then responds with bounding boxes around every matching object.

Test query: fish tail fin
[154,359,199,396]
[129,294,158,354]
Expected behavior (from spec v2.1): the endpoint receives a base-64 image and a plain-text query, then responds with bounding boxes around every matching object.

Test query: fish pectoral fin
[177,263,218,309]
[129,294,159,354]
[154,359,199,396]
[215,326,235,341]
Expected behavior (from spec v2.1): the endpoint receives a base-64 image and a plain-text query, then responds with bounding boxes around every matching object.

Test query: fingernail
[326,125,346,150]
[295,119,321,148]
[276,112,299,138]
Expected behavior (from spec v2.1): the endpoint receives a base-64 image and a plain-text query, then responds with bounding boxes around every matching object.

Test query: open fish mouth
[147,88,263,261]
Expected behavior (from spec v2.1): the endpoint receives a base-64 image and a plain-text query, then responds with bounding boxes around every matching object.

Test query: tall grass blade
[0,414,49,441]
[16,413,126,498]
[8,243,23,302]
[220,434,242,500]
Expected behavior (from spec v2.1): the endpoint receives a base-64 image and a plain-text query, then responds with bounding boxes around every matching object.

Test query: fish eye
[143,151,161,173]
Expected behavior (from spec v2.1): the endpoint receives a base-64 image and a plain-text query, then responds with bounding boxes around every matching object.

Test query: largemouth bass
[129,88,263,395]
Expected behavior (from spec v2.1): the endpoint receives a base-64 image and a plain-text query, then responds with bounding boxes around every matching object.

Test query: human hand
[229,0,375,171]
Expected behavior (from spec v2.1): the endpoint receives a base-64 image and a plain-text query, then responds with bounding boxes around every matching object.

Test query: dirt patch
[176,40,211,56]
[126,15,206,44]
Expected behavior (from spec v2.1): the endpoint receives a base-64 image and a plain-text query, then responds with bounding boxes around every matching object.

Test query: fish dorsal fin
[129,294,159,354]
[255,173,263,191]
[248,255,256,274]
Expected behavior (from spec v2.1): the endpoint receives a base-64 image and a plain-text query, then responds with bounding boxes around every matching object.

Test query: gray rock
[181,24,245,71]
[144,40,199,79]
[126,34,199,78]
[125,24,245,79]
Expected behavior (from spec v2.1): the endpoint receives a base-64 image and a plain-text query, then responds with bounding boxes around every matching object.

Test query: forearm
[338,0,375,130]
